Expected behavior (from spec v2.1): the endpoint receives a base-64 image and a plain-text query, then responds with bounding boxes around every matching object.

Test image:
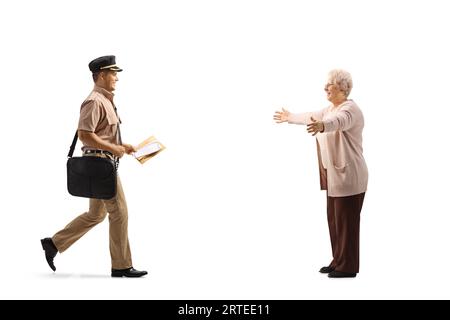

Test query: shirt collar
[93,85,114,102]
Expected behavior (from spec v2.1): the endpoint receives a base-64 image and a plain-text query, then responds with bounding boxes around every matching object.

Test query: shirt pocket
[104,108,120,143]
[106,110,119,126]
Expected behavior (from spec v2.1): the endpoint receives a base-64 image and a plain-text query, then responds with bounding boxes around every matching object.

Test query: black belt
[84,149,115,158]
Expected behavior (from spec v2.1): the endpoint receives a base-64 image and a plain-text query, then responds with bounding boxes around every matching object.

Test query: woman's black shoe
[328,270,357,278]
[319,266,335,274]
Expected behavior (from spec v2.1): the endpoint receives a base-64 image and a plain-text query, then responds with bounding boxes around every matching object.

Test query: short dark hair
[92,71,100,82]
[92,70,112,82]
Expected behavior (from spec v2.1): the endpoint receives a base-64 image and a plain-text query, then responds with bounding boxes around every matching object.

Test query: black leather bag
[66,132,118,200]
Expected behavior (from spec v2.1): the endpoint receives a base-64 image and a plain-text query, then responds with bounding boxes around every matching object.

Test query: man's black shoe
[319,266,335,274]
[328,270,357,278]
[41,238,58,272]
[111,267,148,278]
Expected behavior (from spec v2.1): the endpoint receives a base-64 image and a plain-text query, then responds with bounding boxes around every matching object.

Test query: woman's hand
[307,117,324,136]
[273,108,290,123]
[122,143,137,154]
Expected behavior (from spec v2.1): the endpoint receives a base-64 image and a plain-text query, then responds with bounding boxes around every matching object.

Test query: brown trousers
[327,192,365,273]
[52,176,132,269]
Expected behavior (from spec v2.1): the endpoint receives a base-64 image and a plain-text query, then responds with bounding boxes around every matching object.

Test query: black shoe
[319,266,335,274]
[111,267,148,278]
[41,238,58,272]
[328,270,357,278]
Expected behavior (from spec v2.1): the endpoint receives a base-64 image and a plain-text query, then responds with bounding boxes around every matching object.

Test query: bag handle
[68,106,122,158]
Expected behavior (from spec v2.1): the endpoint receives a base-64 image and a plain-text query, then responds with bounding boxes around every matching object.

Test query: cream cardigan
[288,100,368,197]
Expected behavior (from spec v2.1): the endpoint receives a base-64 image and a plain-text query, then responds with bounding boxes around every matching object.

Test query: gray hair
[328,69,353,97]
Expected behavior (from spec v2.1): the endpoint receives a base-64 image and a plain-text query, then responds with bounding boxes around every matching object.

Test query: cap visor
[100,64,123,72]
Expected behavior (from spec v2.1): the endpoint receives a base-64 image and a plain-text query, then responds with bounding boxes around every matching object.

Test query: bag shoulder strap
[68,131,78,158]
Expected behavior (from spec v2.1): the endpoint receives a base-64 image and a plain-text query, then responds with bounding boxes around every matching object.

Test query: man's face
[102,71,118,91]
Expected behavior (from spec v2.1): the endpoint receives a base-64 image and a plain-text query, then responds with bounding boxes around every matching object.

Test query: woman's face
[324,82,346,102]
[324,82,343,103]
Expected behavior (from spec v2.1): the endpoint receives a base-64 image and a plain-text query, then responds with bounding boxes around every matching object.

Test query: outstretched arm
[273,108,290,123]
[273,107,327,125]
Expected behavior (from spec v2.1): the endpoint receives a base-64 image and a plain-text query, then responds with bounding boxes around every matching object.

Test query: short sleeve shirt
[78,86,121,150]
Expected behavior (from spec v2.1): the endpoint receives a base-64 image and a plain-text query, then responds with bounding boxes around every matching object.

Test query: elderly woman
[273,69,368,278]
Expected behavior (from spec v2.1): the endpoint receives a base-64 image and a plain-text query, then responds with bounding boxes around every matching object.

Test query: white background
[0,0,449,299]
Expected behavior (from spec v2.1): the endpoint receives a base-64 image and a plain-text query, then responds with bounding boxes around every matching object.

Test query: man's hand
[307,117,324,136]
[111,145,126,158]
[122,143,137,155]
[273,108,290,123]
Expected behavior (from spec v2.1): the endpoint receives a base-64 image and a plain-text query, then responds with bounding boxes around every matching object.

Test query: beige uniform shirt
[78,86,121,151]
[288,100,368,197]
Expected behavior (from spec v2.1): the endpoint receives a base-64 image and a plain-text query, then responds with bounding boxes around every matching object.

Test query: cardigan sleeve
[322,105,356,132]
[288,107,327,125]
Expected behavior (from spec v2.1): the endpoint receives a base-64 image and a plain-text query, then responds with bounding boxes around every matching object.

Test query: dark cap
[88,55,123,73]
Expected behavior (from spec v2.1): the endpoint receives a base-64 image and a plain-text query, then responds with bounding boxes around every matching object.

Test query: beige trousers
[52,175,132,269]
